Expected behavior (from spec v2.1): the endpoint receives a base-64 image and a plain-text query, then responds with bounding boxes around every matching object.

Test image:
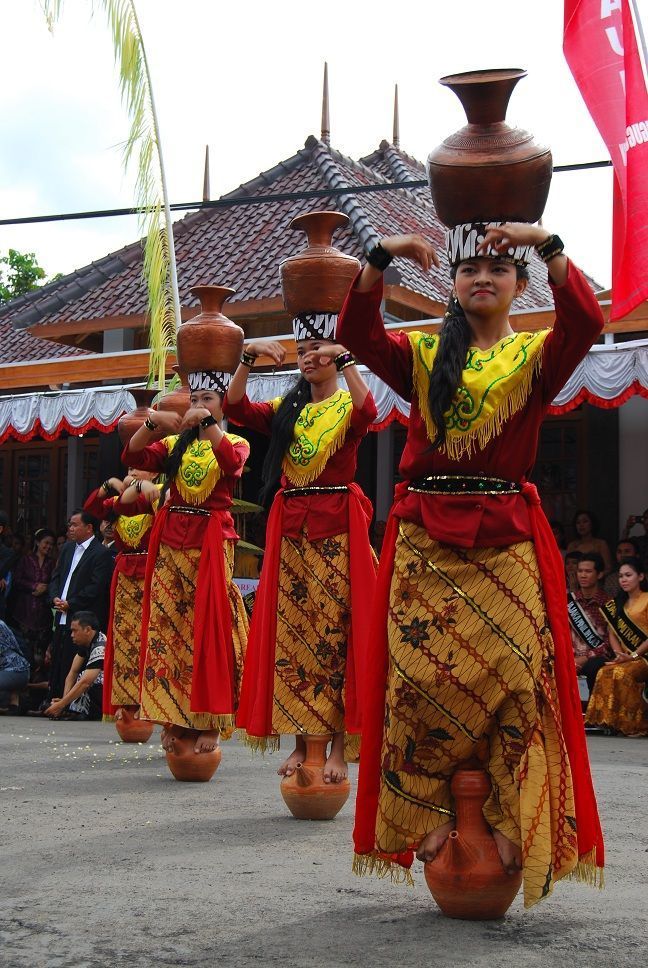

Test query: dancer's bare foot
[194,729,219,754]
[277,736,306,777]
[416,820,454,863]
[492,829,522,875]
[323,732,347,783]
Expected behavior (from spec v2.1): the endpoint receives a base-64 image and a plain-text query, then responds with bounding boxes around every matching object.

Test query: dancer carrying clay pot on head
[337,222,605,906]
[125,370,250,756]
[224,322,377,784]
[83,471,161,726]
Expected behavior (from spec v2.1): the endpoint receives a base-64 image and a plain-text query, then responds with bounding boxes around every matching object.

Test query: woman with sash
[586,556,648,736]
[84,473,160,721]
[336,223,605,906]
[223,316,377,784]
[125,370,250,755]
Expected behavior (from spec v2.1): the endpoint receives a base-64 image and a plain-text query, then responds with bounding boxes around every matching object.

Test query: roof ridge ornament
[393,84,400,149]
[203,145,210,202]
[321,62,331,145]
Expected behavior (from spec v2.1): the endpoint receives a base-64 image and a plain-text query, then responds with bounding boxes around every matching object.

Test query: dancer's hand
[245,340,286,364]
[380,234,440,271]
[313,343,348,367]
[146,409,182,434]
[180,407,211,430]
[477,222,550,254]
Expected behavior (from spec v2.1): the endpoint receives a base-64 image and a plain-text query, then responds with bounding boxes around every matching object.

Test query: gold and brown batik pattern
[586,662,648,735]
[110,570,144,707]
[376,521,578,907]
[272,530,351,739]
[140,541,248,731]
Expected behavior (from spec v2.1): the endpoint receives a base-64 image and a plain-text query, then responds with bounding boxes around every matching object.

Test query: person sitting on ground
[565,549,582,593]
[44,612,106,721]
[568,553,613,694]
[621,508,648,569]
[0,620,30,714]
[567,509,613,575]
[603,538,641,599]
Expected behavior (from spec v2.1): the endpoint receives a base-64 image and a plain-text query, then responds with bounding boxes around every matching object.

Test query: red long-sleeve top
[223,392,377,539]
[336,261,604,548]
[123,435,249,548]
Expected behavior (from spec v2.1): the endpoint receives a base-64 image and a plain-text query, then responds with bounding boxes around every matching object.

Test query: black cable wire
[0,160,612,227]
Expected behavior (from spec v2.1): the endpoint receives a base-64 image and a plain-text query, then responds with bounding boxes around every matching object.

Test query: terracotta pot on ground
[280,735,350,820]
[118,388,161,447]
[424,769,522,919]
[426,68,552,227]
[165,735,222,782]
[176,285,243,380]
[280,211,360,315]
[114,707,154,744]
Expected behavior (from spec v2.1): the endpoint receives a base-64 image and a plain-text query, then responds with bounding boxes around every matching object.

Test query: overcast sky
[2,0,645,290]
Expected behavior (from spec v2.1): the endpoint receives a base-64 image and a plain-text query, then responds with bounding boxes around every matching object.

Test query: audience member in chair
[568,553,613,693]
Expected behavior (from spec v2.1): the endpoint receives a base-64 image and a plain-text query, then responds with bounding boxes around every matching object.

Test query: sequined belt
[168,505,211,516]
[408,475,522,496]
[121,550,148,556]
[283,485,349,498]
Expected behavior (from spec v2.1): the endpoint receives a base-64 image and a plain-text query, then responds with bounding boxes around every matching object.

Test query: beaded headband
[446,222,534,267]
[187,370,231,395]
[292,312,337,342]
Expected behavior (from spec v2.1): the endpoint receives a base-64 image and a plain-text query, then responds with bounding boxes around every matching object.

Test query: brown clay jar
[280,211,360,315]
[165,735,222,782]
[426,68,552,226]
[118,388,162,447]
[424,769,522,919]
[154,366,191,420]
[280,735,350,820]
[114,707,154,744]
[176,285,243,379]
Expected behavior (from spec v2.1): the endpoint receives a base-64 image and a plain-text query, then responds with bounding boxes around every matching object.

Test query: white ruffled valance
[1,339,647,441]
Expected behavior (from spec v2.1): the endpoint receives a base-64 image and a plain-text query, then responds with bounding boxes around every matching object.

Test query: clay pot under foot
[165,735,222,782]
[114,708,154,744]
[424,769,522,920]
[280,735,350,820]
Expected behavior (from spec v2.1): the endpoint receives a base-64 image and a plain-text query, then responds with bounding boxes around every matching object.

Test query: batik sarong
[110,570,144,707]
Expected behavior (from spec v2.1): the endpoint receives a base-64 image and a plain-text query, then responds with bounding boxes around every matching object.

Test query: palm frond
[41,0,180,389]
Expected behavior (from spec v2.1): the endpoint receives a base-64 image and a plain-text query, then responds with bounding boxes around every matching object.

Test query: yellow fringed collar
[271,389,354,485]
[112,483,163,548]
[164,433,248,505]
[408,329,550,459]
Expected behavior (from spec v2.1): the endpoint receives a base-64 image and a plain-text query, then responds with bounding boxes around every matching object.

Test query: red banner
[564,0,648,320]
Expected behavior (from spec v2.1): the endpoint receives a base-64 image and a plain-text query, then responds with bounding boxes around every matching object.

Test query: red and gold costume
[223,388,377,752]
[84,487,159,716]
[336,261,605,906]
[124,433,250,732]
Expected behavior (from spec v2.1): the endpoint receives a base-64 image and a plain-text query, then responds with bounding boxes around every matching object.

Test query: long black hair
[159,426,199,505]
[427,262,530,451]
[259,376,312,508]
[615,556,648,606]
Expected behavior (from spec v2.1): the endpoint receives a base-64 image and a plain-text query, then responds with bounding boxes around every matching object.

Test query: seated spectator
[604,538,641,599]
[568,553,614,694]
[10,529,55,670]
[565,550,582,593]
[0,620,30,714]
[44,612,106,721]
[567,509,613,575]
[622,508,648,568]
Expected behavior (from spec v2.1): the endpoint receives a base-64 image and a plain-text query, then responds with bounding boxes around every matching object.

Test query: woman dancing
[337,223,605,906]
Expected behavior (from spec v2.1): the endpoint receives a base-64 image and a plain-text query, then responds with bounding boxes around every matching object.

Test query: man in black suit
[47,510,114,701]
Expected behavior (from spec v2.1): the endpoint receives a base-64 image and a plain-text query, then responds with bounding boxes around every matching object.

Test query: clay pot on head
[114,707,154,744]
[176,285,243,379]
[424,769,522,920]
[118,388,161,447]
[280,211,360,315]
[153,366,191,419]
[280,735,350,820]
[165,735,222,782]
[426,68,552,227]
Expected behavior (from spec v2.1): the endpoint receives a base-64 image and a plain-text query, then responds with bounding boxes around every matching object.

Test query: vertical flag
[564,0,648,319]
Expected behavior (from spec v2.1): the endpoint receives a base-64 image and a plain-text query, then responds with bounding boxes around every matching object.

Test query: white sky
[1,0,646,290]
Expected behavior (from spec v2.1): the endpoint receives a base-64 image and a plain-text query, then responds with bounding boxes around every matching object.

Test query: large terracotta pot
[165,735,222,782]
[426,69,552,227]
[280,735,350,820]
[176,285,243,379]
[153,366,191,419]
[114,707,154,744]
[424,769,522,919]
[118,388,162,447]
[280,211,360,315]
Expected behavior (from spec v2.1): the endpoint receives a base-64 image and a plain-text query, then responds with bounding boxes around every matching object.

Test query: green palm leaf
[41,0,181,389]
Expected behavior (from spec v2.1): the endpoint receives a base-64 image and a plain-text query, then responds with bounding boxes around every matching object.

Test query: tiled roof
[1,136,589,343]
[0,316,89,365]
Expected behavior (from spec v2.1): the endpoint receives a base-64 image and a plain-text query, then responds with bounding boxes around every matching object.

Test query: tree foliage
[0,249,47,304]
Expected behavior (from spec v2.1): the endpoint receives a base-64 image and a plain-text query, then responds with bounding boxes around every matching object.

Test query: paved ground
[1,719,646,968]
